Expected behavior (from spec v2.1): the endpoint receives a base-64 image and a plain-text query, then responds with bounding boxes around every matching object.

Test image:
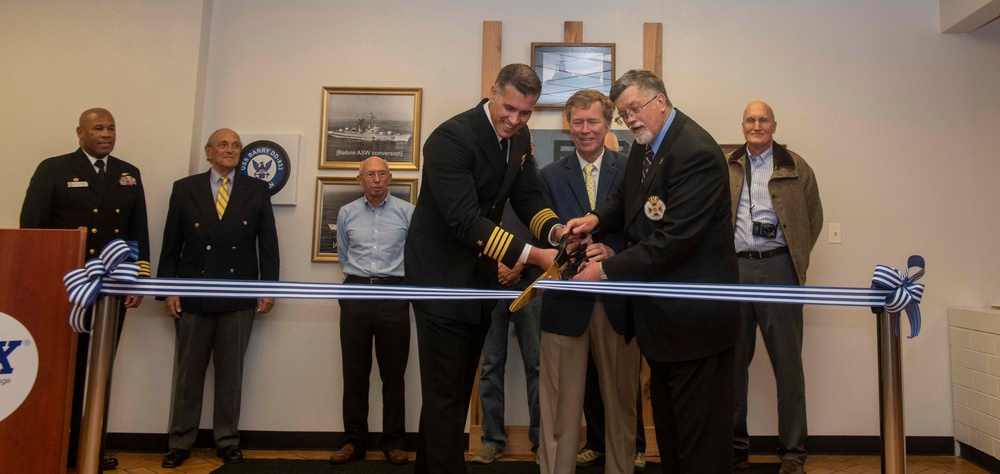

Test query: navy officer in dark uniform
[20,107,150,471]
[404,63,564,474]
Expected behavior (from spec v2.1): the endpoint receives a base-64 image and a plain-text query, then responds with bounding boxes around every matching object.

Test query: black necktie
[95,159,106,180]
[642,146,654,179]
[500,138,509,163]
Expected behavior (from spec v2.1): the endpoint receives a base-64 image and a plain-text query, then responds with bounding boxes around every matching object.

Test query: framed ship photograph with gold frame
[311,176,418,262]
[318,87,421,170]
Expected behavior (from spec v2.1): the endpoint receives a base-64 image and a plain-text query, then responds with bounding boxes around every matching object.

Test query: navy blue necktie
[642,146,654,179]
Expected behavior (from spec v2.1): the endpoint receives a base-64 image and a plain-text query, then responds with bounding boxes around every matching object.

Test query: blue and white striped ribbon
[871,255,925,338]
[532,280,889,306]
[99,279,522,300]
[65,240,926,338]
[63,240,140,333]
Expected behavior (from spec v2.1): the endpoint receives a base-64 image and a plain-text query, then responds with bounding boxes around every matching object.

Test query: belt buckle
[370,277,379,284]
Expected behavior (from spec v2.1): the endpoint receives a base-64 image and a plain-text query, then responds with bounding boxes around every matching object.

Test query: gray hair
[609,69,671,107]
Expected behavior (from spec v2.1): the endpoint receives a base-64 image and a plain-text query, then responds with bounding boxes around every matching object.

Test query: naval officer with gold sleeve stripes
[404,63,564,474]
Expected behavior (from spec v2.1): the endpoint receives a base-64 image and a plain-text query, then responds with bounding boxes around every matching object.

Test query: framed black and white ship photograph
[318,87,421,170]
[531,43,615,109]
[311,176,418,262]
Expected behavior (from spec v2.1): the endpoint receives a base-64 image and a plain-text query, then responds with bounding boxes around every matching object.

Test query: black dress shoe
[102,456,119,470]
[218,445,244,464]
[161,449,190,468]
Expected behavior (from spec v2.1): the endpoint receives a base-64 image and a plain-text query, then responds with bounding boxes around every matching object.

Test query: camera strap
[744,152,754,220]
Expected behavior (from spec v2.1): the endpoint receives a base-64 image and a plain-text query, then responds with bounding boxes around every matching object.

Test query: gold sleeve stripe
[494,231,513,261]
[137,260,151,277]
[483,228,502,259]
[529,209,558,239]
[484,227,515,261]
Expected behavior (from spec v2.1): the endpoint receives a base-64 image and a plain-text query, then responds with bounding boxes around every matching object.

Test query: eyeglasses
[362,170,389,180]
[614,95,659,125]
[743,117,772,126]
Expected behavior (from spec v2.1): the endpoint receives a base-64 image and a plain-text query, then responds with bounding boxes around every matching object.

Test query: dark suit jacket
[20,148,151,274]
[405,99,559,323]
[157,171,279,313]
[539,148,628,336]
[594,109,739,362]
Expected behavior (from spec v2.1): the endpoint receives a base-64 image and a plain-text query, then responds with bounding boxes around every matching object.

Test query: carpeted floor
[211,459,783,473]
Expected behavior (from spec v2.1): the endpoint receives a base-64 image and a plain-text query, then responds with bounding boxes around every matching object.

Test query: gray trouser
[168,308,255,450]
[733,252,807,463]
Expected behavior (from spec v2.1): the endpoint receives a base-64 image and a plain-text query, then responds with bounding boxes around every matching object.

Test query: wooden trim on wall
[481,21,502,98]
[564,21,583,43]
[643,22,663,77]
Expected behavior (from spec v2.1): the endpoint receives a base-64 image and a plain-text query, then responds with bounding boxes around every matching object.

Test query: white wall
[3,0,1000,441]
[0,0,208,434]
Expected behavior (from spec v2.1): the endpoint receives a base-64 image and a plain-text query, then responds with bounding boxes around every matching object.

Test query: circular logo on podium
[0,312,39,422]
[239,140,290,196]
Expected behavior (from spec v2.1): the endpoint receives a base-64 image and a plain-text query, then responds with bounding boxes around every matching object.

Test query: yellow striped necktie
[216,176,230,219]
[583,163,597,210]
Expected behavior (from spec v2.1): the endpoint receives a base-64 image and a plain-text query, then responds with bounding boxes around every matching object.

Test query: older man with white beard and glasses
[565,70,739,473]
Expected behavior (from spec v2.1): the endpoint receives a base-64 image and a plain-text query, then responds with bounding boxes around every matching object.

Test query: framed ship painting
[319,87,422,170]
[312,176,418,262]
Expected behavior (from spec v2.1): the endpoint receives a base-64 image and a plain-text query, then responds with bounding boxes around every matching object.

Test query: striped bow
[63,240,140,333]
[871,255,925,338]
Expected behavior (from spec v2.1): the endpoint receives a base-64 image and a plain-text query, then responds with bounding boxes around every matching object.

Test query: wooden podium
[0,228,85,474]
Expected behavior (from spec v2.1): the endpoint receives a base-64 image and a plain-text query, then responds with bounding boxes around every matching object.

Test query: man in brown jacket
[728,101,823,474]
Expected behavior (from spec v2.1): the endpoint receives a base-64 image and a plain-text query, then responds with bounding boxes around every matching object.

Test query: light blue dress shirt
[734,145,788,252]
[210,167,236,199]
[337,194,414,278]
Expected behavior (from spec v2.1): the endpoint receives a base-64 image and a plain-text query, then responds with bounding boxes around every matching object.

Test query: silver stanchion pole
[876,309,906,473]
[77,295,122,474]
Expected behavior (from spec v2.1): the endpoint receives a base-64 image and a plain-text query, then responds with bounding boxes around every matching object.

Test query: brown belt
[736,246,789,259]
[344,275,404,285]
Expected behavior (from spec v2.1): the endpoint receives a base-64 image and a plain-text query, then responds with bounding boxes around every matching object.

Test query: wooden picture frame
[530,43,615,109]
[318,87,422,170]
[311,176,417,262]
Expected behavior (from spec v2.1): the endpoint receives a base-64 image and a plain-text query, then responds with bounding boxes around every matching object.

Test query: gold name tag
[67,181,90,188]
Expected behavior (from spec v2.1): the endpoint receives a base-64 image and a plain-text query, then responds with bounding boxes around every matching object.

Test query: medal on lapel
[119,173,138,186]
[644,196,665,221]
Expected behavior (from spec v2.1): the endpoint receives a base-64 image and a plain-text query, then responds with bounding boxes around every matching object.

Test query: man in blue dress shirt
[330,156,414,466]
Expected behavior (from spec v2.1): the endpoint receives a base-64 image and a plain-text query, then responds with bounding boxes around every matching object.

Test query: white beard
[632,120,653,145]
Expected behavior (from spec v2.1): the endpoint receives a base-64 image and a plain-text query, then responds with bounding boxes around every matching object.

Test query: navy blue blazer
[157,171,280,313]
[405,99,559,324]
[20,148,151,273]
[538,148,627,337]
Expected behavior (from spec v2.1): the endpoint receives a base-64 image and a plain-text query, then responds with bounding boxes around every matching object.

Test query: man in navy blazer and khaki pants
[157,128,279,469]
[536,89,639,474]
[567,70,739,473]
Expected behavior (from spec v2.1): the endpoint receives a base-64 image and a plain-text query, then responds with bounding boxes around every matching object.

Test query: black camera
[752,221,778,238]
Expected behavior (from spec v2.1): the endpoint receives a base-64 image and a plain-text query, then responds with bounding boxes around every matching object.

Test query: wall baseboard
[957,442,1000,473]
[107,432,954,456]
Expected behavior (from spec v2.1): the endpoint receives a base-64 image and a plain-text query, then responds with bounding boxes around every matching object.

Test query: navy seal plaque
[239,140,290,196]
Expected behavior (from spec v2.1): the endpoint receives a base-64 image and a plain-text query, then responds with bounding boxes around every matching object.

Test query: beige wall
[3,0,999,439]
